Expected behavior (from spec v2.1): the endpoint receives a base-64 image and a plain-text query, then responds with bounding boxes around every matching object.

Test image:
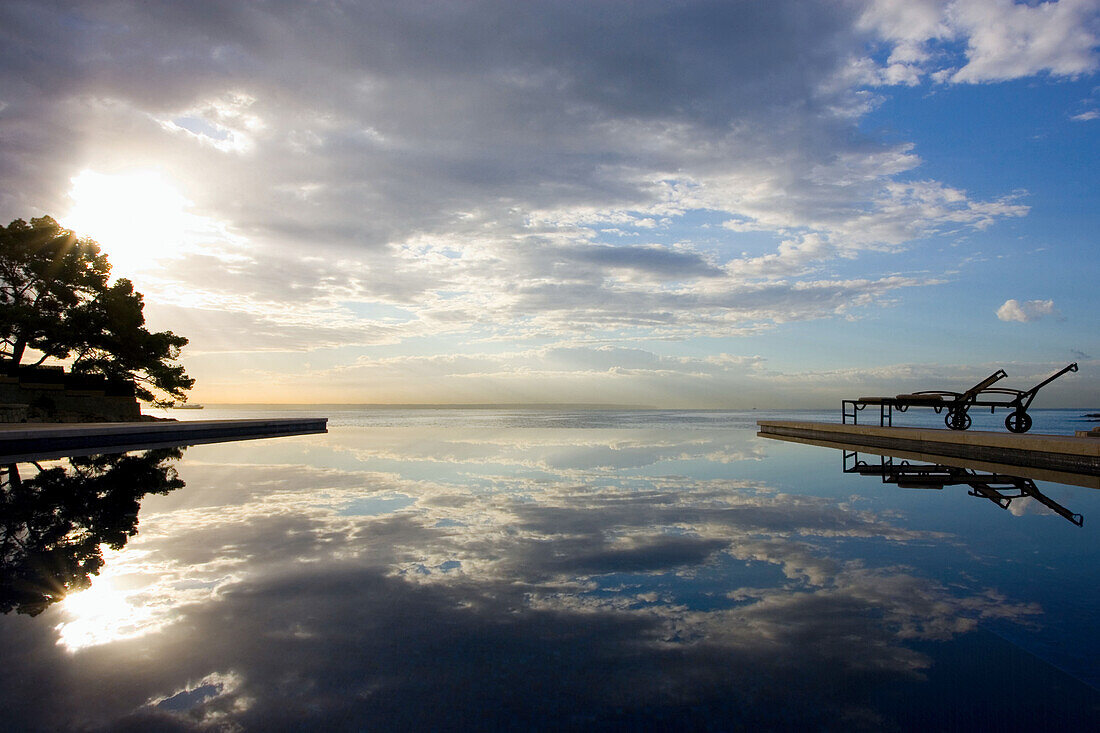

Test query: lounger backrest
[963,369,1008,398]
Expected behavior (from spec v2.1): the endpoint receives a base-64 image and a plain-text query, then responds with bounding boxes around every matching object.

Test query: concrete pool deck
[757,420,1100,479]
[0,418,328,462]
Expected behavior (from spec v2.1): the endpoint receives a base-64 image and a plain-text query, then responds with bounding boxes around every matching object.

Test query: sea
[2,406,1099,730]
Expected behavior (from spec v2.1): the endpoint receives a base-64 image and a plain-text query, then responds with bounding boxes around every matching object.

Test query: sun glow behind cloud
[63,170,205,278]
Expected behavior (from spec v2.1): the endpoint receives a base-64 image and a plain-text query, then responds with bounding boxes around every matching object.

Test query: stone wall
[0,367,141,422]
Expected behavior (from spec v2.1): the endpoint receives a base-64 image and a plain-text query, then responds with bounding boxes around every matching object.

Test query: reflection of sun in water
[64,170,193,276]
[54,568,161,652]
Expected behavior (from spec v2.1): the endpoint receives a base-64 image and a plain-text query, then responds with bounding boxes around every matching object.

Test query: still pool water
[2,409,1099,730]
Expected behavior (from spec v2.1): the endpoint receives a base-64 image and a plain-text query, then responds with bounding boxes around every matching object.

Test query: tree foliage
[0,215,194,404]
[0,215,109,366]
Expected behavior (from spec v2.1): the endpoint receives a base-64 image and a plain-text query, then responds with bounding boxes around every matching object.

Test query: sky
[0,0,1098,407]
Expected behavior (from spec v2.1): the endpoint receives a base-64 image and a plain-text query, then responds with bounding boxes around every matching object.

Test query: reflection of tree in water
[0,448,185,616]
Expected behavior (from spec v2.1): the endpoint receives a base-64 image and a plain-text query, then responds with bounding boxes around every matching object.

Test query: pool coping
[0,418,328,461]
[756,420,1100,476]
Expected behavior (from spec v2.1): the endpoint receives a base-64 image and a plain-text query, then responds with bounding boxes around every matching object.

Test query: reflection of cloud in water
[323,427,769,473]
[0,433,1059,730]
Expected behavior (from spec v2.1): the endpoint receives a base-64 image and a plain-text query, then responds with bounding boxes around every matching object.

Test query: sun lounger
[844,369,1006,429]
[842,363,1078,433]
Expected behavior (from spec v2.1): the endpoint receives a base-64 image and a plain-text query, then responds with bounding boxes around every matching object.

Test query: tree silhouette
[67,279,193,404]
[0,448,185,616]
[0,215,194,405]
[0,215,109,368]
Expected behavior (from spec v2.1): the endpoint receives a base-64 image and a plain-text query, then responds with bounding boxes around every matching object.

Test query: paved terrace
[0,418,328,462]
[757,420,1100,478]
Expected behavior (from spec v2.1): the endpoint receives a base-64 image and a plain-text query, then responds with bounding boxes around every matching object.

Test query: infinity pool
[2,409,1098,730]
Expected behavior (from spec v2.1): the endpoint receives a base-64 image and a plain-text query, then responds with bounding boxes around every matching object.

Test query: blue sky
[1,0,1098,407]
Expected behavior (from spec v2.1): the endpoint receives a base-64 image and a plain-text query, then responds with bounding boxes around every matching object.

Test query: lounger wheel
[1005,411,1032,434]
[945,409,971,430]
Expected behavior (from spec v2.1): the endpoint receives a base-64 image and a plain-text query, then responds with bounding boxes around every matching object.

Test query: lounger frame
[842,363,1078,433]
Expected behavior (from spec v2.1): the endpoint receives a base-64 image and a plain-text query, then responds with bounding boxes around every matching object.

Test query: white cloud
[860,0,1100,85]
[996,298,1059,322]
[948,0,1100,83]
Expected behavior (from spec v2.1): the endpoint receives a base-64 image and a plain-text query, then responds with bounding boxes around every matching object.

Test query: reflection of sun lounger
[842,452,1084,525]
[843,363,1078,433]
